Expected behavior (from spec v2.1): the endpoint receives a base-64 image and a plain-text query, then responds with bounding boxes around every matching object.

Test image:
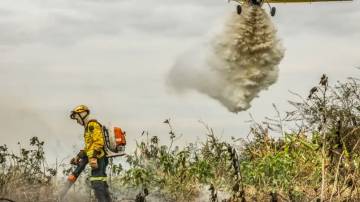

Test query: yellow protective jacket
[84,119,105,158]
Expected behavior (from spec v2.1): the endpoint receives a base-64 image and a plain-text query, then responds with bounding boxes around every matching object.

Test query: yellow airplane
[229,0,352,17]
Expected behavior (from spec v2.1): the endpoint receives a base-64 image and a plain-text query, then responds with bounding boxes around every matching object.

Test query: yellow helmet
[70,105,90,120]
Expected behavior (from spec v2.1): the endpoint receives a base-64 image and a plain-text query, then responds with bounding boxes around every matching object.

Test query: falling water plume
[168,5,285,113]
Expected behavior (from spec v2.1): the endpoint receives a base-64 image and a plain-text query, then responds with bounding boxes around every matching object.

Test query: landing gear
[235,1,276,17]
[270,7,276,17]
[237,5,242,15]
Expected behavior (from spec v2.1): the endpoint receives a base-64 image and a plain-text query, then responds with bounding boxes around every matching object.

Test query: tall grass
[0,137,57,202]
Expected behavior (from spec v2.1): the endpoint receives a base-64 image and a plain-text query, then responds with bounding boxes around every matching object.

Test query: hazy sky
[0,0,359,161]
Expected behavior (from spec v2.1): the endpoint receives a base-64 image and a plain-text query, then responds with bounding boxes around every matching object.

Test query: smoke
[0,96,53,146]
[167,5,285,113]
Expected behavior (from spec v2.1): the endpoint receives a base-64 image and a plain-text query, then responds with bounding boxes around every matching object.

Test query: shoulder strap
[87,119,102,127]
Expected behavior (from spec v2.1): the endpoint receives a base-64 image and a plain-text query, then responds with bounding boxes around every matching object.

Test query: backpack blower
[102,126,127,157]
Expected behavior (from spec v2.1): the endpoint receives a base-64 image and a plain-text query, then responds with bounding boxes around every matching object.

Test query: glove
[89,158,98,169]
[70,150,86,165]
[70,157,80,165]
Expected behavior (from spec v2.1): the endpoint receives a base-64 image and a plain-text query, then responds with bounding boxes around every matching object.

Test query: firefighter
[69,105,111,202]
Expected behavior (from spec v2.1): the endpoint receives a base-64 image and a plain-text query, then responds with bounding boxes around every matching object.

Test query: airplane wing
[267,0,352,3]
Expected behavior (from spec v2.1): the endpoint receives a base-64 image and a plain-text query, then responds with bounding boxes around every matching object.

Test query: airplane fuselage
[233,0,352,18]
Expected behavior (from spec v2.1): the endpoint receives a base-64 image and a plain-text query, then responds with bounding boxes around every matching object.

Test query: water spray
[168,5,285,113]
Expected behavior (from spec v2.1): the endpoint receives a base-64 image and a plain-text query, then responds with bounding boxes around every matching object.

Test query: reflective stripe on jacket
[89,176,107,181]
[84,120,105,158]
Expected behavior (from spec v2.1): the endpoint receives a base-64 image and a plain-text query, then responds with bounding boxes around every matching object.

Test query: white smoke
[167,5,285,113]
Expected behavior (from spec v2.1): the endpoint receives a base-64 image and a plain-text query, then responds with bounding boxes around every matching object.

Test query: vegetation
[0,137,57,202]
[2,74,360,201]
